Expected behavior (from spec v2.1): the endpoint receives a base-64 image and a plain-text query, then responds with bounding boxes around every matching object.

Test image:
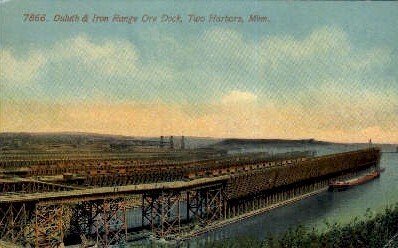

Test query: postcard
[0,1,397,247]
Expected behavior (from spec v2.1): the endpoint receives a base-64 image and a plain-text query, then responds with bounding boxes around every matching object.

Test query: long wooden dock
[0,148,381,247]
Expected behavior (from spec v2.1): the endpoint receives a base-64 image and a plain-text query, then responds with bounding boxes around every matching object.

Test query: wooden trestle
[0,148,381,247]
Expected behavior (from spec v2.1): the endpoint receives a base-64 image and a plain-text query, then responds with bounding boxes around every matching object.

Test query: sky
[0,1,397,143]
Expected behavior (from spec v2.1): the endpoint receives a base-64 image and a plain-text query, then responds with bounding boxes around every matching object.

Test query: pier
[0,148,380,247]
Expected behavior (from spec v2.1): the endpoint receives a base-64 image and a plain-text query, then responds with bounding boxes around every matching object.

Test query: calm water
[191,144,398,244]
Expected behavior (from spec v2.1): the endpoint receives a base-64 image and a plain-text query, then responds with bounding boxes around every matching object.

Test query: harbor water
[190,144,398,245]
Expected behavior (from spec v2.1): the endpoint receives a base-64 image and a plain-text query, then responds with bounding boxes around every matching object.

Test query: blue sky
[1,1,397,143]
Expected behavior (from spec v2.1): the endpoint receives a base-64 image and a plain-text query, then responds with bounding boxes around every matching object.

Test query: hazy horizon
[1,131,397,145]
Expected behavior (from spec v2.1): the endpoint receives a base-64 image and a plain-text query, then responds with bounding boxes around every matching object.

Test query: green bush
[203,203,398,248]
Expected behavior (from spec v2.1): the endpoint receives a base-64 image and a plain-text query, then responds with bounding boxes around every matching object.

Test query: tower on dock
[160,136,165,148]
[169,136,174,149]
[181,135,185,150]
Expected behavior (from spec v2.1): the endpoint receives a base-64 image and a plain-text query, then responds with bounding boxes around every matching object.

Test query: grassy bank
[203,203,398,248]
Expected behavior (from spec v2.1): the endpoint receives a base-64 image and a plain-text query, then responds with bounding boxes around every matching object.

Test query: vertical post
[141,194,145,228]
[186,191,190,221]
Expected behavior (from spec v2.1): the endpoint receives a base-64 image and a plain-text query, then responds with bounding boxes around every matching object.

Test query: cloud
[0,0,13,4]
[51,35,140,76]
[0,50,46,86]
[1,26,397,143]
[1,27,394,101]
[0,35,176,102]
[221,90,258,104]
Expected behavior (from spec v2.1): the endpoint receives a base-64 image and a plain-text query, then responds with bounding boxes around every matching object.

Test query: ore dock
[0,134,381,247]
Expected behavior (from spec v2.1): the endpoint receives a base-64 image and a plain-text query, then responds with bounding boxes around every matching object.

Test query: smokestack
[169,136,174,149]
[181,135,185,150]
[160,136,165,148]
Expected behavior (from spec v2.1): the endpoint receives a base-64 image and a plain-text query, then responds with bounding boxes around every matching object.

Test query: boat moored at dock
[329,169,384,191]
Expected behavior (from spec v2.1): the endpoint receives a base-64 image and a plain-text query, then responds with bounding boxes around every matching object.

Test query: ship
[329,169,383,191]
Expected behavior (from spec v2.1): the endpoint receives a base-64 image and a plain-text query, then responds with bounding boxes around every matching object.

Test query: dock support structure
[142,184,225,239]
[186,185,225,225]
[142,191,182,237]
[1,199,128,247]
[69,201,95,240]
[0,202,33,246]
[34,203,65,247]
[69,199,127,247]
[0,202,65,247]
[92,199,127,247]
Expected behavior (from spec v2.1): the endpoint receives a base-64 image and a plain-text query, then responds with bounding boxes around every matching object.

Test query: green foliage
[204,204,398,248]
